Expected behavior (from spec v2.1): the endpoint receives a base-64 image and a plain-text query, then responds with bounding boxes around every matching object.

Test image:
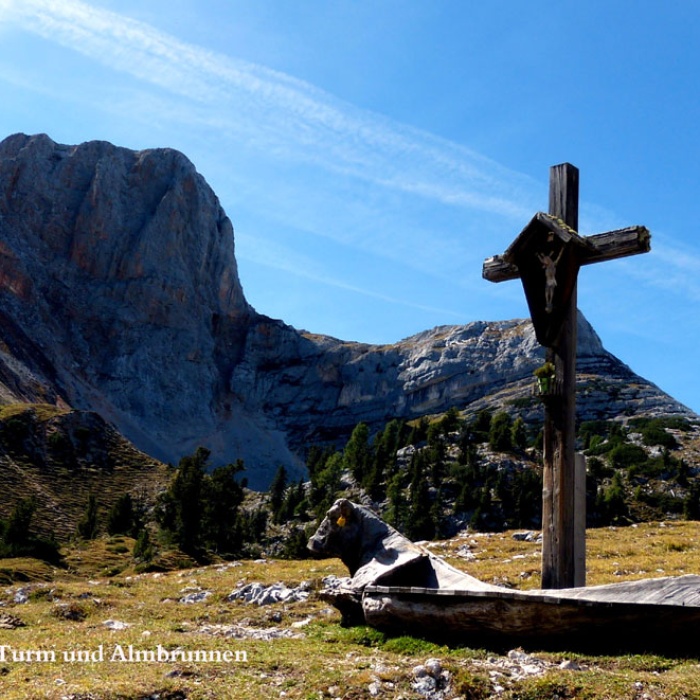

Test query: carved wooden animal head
[307,498,368,575]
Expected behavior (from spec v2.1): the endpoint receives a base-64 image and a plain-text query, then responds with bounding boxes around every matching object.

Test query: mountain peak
[0,135,694,487]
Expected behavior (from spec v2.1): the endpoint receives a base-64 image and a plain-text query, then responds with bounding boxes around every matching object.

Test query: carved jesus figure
[537,247,564,313]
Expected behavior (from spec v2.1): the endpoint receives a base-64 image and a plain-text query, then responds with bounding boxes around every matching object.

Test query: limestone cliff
[0,134,693,487]
[233,313,693,453]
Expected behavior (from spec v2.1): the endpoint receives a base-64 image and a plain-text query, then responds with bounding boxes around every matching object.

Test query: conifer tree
[310,452,343,516]
[440,406,461,433]
[386,472,408,531]
[489,412,513,452]
[407,477,435,541]
[202,459,245,554]
[471,409,493,442]
[684,481,700,520]
[511,416,528,449]
[107,493,134,536]
[344,422,372,483]
[77,494,99,540]
[427,421,446,485]
[5,498,36,552]
[133,528,154,563]
[156,447,210,554]
[269,465,288,523]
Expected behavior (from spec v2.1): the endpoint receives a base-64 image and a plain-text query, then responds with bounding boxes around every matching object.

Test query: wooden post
[541,163,579,589]
[574,452,587,587]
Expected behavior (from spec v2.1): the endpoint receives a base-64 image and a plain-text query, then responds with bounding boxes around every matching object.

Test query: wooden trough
[361,555,700,654]
[309,499,700,655]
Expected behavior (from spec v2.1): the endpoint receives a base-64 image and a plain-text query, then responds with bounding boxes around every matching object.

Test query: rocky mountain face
[0,134,694,488]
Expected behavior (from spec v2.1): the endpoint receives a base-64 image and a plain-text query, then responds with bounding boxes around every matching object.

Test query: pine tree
[386,472,408,531]
[440,407,462,433]
[156,447,210,554]
[407,416,429,447]
[201,459,246,554]
[405,452,435,541]
[407,477,435,541]
[77,494,99,540]
[4,498,36,552]
[684,481,700,520]
[597,471,629,525]
[269,465,288,523]
[427,422,446,486]
[278,479,307,522]
[471,409,493,442]
[344,422,372,483]
[489,412,513,452]
[310,452,343,516]
[511,416,528,449]
[107,493,134,536]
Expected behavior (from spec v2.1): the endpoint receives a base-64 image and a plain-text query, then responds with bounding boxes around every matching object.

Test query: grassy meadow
[1,522,700,698]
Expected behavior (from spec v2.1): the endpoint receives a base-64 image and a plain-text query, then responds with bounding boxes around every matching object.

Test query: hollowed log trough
[308,499,700,655]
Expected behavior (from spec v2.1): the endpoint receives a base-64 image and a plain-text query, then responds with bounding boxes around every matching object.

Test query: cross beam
[483,221,651,284]
[483,163,651,589]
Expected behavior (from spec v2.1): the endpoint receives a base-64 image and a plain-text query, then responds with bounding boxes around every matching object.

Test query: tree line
[2,409,699,567]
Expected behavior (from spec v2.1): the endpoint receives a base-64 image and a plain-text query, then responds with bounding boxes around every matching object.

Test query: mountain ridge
[0,133,694,487]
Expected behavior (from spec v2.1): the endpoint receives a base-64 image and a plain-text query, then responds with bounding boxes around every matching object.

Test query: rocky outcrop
[0,134,694,488]
[233,313,693,453]
[0,133,260,473]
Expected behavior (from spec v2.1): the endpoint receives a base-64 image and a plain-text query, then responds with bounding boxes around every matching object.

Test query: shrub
[1,416,30,449]
[381,635,445,656]
[279,525,311,559]
[596,471,629,525]
[609,443,648,470]
[47,430,70,452]
[133,528,154,562]
[51,602,88,621]
[641,426,678,449]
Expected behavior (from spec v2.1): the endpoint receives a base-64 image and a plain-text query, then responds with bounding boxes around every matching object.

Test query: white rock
[103,619,130,630]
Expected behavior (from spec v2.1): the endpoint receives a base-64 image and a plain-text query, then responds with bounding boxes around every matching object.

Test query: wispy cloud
[624,236,700,303]
[2,0,540,223]
[5,0,699,327]
[236,230,465,321]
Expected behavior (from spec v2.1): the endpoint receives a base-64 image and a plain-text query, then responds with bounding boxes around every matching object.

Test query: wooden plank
[365,574,700,607]
[483,225,650,283]
[581,225,651,265]
[482,255,520,282]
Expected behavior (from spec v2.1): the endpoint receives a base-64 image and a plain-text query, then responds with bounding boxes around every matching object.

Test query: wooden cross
[483,163,651,589]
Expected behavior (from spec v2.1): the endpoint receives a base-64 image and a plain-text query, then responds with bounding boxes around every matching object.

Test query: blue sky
[1,1,700,414]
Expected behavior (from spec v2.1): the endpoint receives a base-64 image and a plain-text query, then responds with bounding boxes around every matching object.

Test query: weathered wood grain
[311,501,700,654]
[363,575,700,653]
[581,225,651,266]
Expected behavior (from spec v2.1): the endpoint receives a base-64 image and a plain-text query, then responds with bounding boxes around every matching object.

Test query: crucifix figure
[538,245,564,313]
[483,163,650,589]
